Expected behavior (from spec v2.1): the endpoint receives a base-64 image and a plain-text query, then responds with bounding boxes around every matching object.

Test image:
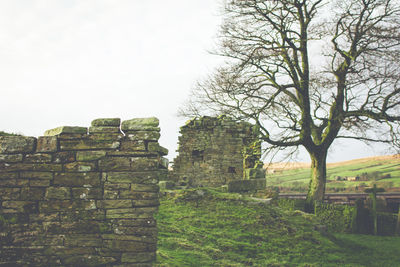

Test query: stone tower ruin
[171,116,265,188]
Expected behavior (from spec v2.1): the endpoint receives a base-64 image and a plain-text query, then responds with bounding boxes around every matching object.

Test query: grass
[0,131,21,136]
[266,155,400,193]
[156,188,400,266]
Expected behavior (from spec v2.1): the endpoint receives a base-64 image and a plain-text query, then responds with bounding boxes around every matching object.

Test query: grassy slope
[156,188,400,266]
[266,155,400,193]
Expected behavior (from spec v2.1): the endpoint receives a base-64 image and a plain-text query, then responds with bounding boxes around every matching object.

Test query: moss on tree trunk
[305,149,327,212]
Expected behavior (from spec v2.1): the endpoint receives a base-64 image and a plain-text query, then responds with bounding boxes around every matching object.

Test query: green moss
[156,188,400,266]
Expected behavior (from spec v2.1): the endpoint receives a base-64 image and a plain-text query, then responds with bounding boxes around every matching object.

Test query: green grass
[156,188,400,266]
[267,156,400,193]
[0,131,21,136]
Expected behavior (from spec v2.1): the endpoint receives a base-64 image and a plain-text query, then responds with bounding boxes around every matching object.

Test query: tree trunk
[305,149,327,212]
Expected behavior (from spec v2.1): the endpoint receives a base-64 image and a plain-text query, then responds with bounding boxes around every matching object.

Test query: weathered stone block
[0,136,36,154]
[53,151,75,163]
[105,172,159,184]
[103,240,155,252]
[88,133,124,141]
[72,187,102,199]
[0,172,18,179]
[0,154,23,163]
[105,208,156,219]
[59,140,120,151]
[159,157,169,169]
[147,142,168,156]
[126,131,160,141]
[131,184,159,193]
[132,199,160,207]
[36,136,58,152]
[121,252,156,263]
[121,117,160,132]
[20,187,46,200]
[119,191,158,200]
[2,201,37,213]
[106,151,159,157]
[91,118,121,127]
[115,218,156,228]
[20,171,53,180]
[89,126,121,134]
[0,163,62,172]
[97,200,133,209]
[76,151,107,161]
[131,158,159,171]
[64,234,103,247]
[44,126,87,136]
[0,188,20,200]
[39,200,97,213]
[30,179,51,187]
[98,157,131,171]
[228,178,266,192]
[64,162,97,172]
[24,153,52,163]
[62,255,117,266]
[120,140,146,151]
[45,187,71,199]
[60,210,105,222]
[53,172,100,187]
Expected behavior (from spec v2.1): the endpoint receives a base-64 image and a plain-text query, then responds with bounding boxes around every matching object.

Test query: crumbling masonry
[0,117,167,266]
[171,116,265,188]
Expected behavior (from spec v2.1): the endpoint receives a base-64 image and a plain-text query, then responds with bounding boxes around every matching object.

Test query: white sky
[0,0,391,163]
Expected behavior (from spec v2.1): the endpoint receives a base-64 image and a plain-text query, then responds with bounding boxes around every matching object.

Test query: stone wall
[0,117,167,266]
[171,116,264,187]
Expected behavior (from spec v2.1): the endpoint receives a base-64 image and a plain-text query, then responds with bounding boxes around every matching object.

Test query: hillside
[265,155,400,193]
[156,188,400,266]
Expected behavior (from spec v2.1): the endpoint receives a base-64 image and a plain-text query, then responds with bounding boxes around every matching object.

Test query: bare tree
[181,0,400,207]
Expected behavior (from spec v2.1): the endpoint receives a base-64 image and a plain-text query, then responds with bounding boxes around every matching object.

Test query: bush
[314,202,356,233]
[276,198,305,211]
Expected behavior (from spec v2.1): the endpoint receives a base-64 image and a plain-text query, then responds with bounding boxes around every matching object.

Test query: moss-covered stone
[126,131,160,141]
[103,239,155,252]
[0,154,23,163]
[45,187,71,199]
[59,140,120,151]
[24,153,52,163]
[0,117,163,266]
[148,142,168,156]
[44,126,87,136]
[120,140,146,151]
[89,126,121,134]
[97,200,133,209]
[71,187,102,200]
[105,172,159,184]
[20,187,46,200]
[91,118,121,127]
[121,252,156,263]
[64,162,97,172]
[76,151,107,161]
[0,136,36,154]
[121,117,160,132]
[53,172,101,187]
[36,136,58,152]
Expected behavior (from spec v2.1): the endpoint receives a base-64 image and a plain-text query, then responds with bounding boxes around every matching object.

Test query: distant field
[265,155,400,193]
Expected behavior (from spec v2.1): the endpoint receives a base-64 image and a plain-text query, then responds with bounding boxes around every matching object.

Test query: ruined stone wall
[0,117,167,266]
[171,116,264,187]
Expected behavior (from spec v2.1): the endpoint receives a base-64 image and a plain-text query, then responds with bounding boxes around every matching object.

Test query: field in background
[265,155,400,193]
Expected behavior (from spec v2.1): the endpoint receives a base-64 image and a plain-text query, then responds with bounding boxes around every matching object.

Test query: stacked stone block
[171,116,264,188]
[0,117,167,266]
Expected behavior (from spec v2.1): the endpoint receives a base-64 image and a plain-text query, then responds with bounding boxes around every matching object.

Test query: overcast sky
[0,0,391,163]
